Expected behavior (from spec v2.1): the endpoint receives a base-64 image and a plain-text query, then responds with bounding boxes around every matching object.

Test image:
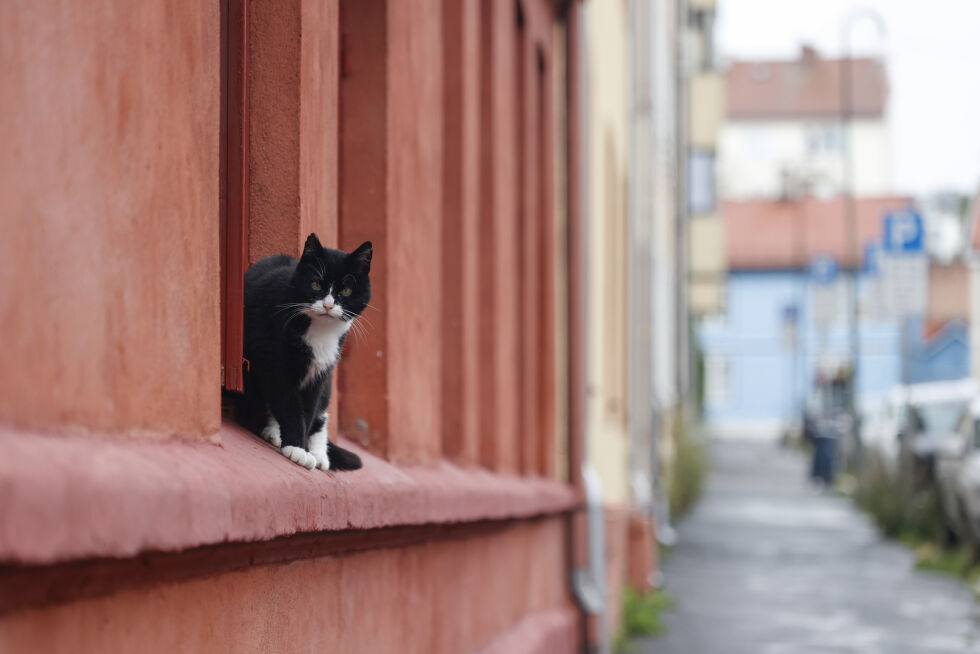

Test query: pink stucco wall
[0,0,221,440]
[0,519,574,654]
[0,0,584,651]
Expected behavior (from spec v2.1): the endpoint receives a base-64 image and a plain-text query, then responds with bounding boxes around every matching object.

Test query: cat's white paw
[281,445,317,470]
[309,414,330,471]
[261,419,282,447]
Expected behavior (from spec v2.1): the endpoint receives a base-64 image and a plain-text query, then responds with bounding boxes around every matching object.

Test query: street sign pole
[840,8,886,449]
[841,18,861,439]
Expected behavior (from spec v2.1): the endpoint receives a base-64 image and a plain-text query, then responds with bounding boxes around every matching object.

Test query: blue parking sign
[883,209,924,253]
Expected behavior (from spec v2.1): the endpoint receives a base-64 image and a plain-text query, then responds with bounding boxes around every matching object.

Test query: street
[639,441,980,653]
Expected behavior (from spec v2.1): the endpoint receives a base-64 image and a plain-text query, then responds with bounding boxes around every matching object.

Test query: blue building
[698,197,969,440]
[699,269,902,439]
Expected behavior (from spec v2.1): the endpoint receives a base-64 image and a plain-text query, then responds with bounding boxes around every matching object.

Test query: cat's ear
[350,241,373,271]
[302,233,322,257]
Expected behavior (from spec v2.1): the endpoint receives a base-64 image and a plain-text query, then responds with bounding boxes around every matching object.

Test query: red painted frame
[222,0,249,392]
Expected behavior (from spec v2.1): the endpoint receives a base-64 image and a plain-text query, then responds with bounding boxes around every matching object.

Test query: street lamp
[840,7,887,444]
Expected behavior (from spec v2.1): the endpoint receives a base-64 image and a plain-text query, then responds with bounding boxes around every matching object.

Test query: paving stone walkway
[637,440,980,653]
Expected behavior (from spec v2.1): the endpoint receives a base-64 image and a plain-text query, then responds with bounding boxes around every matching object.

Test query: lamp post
[840,7,886,445]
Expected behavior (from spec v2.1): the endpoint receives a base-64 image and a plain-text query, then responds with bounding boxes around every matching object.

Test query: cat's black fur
[236,233,371,471]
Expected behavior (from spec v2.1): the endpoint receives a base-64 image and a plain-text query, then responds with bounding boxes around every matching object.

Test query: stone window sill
[0,421,578,565]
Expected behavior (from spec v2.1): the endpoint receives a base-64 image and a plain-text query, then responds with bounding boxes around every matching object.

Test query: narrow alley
[641,442,980,653]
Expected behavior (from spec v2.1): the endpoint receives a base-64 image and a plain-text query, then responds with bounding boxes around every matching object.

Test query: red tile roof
[726,47,888,120]
[724,196,910,269]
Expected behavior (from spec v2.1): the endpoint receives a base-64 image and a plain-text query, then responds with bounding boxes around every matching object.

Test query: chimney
[800,44,819,66]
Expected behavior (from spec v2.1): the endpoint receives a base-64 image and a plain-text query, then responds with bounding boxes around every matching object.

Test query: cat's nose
[322,298,335,310]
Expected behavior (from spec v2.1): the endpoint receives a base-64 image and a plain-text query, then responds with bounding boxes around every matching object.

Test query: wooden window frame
[221,0,250,393]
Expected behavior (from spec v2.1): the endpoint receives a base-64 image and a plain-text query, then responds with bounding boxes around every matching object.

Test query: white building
[720,46,891,200]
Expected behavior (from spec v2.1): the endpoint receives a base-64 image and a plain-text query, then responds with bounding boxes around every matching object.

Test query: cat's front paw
[261,419,282,447]
[313,451,330,471]
[281,445,317,470]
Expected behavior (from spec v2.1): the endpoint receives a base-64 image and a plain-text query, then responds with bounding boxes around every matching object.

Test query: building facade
[0,1,696,652]
[685,0,726,316]
[0,1,584,652]
[700,197,907,439]
[720,46,891,201]
[581,0,687,641]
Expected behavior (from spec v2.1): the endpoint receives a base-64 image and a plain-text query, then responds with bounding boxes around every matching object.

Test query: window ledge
[0,421,578,566]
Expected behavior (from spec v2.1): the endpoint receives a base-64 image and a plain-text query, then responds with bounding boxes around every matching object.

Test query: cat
[236,233,371,471]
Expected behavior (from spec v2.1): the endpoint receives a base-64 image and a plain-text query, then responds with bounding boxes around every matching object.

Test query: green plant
[668,417,708,518]
[914,542,973,577]
[614,587,674,652]
[852,448,980,598]
[853,451,906,537]
[852,450,947,544]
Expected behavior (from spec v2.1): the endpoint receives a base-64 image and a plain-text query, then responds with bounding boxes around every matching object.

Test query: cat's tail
[328,441,363,471]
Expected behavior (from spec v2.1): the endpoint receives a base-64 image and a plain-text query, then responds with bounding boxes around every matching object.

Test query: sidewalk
[638,441,980,653]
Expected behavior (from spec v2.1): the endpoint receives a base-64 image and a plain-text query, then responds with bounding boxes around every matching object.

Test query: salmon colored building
[0,0,635,652]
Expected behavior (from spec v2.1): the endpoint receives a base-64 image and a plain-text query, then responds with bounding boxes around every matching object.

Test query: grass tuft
[614,586,675,652]
[668,418,708,519]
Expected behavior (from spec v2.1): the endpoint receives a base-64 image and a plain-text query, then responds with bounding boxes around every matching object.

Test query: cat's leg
[308,413,330,471]
[303,372,332,471]
[268,390,316,470]
[260,415,282,447]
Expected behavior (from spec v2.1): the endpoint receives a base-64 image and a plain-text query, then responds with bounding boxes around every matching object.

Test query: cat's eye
[311,281,322,291]
[340,287,352,297]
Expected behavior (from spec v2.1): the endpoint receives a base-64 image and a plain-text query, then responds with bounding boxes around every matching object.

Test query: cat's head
[292,233,372,323]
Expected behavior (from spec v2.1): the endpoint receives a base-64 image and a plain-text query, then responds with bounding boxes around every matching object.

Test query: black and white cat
[236,233,370,471]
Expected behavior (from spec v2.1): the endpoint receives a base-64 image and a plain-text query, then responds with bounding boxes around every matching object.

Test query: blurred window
[911,401,966,435]
[806,123,843,155]
[743,126,770,158]
[688,8,716,72]
[688,149,716,215]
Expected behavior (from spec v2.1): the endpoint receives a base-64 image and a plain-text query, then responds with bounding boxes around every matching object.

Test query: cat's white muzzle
[308,296,345,320]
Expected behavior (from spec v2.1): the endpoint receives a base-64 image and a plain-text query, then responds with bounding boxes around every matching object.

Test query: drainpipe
[565,2,607,653]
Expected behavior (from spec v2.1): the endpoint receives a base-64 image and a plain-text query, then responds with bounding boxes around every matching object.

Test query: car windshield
[911,401,965,435]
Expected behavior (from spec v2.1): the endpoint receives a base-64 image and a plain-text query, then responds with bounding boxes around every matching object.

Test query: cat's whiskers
[273,302,311,316]
[281,306,313,331]
[341,312,370,345]
[346,321,364,346]
[352,315,374,331]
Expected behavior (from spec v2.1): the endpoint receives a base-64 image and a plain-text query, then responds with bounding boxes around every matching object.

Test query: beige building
[582,2,635,646]
[685,0,726,316]
[581,0,689,648]
[585,0,631,514]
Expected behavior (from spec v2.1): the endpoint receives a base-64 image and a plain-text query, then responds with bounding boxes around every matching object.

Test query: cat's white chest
[301,319,350,387]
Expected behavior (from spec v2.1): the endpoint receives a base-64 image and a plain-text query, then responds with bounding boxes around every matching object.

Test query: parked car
[935,401,976,540]
[898,379,976,482]
[860,387,909,472]
[954,397,980,549]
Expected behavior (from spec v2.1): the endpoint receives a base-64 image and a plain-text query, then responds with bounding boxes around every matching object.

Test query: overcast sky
[717,0,980,197]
